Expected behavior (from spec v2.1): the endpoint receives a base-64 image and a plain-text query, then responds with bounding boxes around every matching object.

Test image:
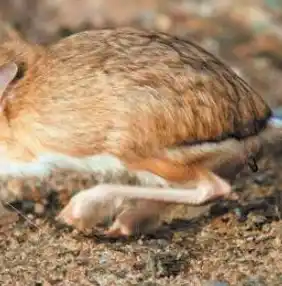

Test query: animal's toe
[56,188,118,231]
[56,207,81,231]
[56,198,94,231]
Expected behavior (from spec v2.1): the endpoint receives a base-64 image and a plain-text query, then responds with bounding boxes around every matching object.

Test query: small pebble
[27,214,34,220]
[34,203,45,215]
[137,238,144,245]
[99,253,108,264]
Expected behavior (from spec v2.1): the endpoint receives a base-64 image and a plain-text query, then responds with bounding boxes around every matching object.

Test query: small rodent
[0,26,281,237]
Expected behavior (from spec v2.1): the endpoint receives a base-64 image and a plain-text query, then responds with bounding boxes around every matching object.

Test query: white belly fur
[0,153,127,178]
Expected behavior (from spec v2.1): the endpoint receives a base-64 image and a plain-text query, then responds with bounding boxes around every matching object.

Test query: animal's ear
[0,62,18,97]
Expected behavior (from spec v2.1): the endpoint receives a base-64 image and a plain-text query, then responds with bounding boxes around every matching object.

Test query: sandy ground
[0,1,281,285]
[0,152,281,286]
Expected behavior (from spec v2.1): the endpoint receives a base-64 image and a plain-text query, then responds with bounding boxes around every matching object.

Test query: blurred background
[1,0,282,108]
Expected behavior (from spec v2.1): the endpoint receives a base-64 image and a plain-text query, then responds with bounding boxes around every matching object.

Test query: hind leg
[57,166,234,234]
[57,141,246,235]
[105,167,234,237]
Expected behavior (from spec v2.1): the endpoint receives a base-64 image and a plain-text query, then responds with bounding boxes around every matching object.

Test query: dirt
[0,1,281,285]
[0,153,281,286]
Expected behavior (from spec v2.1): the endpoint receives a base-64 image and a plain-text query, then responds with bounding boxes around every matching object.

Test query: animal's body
[0,27,280,236]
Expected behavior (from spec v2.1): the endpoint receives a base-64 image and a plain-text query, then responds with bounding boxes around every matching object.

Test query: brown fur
[0,27,277,236]
[0,27,271,163]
